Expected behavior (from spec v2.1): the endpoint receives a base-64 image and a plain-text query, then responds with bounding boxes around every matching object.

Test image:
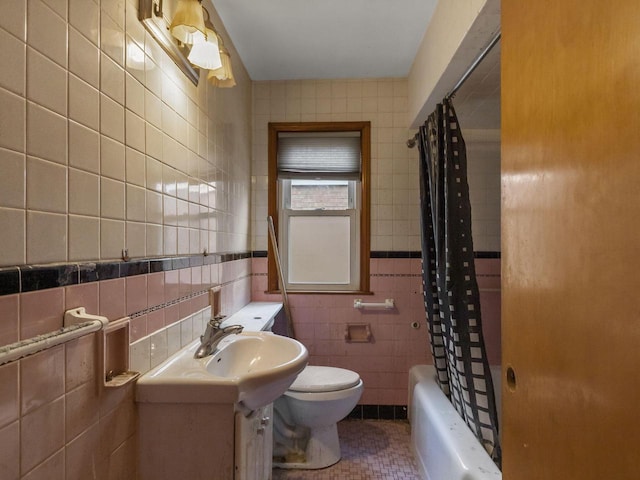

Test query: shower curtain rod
[406,30,501,148]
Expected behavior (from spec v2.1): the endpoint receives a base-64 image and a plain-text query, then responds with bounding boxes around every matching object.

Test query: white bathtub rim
[409,365,502,480]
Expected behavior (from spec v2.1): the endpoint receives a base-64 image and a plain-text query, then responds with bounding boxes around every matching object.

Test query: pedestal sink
[136,307,307,480]
[136,332,308,411]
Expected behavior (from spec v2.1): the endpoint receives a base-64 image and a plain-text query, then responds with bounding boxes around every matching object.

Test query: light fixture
[187,8,222,70]
[139,0,235,88]
[169,0,207,45]
[207,34,236,88]
[139,0,199,85]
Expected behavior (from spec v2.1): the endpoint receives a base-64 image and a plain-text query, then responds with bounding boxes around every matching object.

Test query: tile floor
[272,419,422,480]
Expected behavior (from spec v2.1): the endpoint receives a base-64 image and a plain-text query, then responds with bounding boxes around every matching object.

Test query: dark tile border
[347,404,408,421]
[119,260,150,277]
[0,252,253,297]
[21,265,79,293]
[0,250,498,297]
[204,254,222,265]
[252,250,500,259]
[475,251,501,259]
[221,252,250,262]
[79,262,121,283]
[172,257,191,270]
[0,268,20,296]
[150,259,173,273]
[371,251,422,259]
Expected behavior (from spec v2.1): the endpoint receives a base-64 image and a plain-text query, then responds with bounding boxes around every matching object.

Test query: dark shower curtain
[417,98,501,464]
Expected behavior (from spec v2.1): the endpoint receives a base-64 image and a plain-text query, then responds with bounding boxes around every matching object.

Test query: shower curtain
[417,98,501,464]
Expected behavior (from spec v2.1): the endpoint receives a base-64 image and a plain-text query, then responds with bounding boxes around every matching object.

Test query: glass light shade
[169,0,206,45]
[207,38,236,87]
[187,27,222,70]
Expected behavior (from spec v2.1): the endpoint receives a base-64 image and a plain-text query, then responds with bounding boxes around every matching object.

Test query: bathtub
[408,365,502,480]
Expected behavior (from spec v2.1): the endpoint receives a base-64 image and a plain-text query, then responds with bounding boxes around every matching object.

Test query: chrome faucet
[194,315,244,359]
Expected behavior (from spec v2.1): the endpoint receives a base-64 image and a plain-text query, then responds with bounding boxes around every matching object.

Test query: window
[268,122,371,293]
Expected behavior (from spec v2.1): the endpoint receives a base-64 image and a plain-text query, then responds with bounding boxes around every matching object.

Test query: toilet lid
[289,366,361,393]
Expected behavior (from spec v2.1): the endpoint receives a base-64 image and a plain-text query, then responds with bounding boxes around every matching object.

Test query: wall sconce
[207,34,235,88]
[169,0,207,44]
[139,0,199,85]
[139,0,234,87]
[187,8,222,70]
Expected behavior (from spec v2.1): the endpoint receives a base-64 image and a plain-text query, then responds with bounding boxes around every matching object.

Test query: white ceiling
[209,0,439,81]
[209,0,500,130]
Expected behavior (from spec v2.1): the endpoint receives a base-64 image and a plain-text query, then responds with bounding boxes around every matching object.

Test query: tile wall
[0,0,253,478]
[250,79,501,253]
[252,256,501,406]
[251,78,421,253]
[0,1,503,478]
[0,0,252,267]
[0,264,250,480]
[249,79,502,406]
[465,129,501,252]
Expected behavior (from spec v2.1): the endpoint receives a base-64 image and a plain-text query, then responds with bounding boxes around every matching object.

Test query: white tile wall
[69,0,99,45]
[0,0,25,41]
[100,218,125,259]
[1,0,499,267]
[0,0,253,268]
[0,208,25,265]
[250,81,501,253]
[0,149,25,209]
[126,221,146,257]
[130,308,209,375]
[68,122,99,173]
[28,103,67,164]
[27,211,66,264]
[27,48,67,116]
[465,130,501,251]
[1,1,255,479]
[125,147,146,186]
[68,215,99,261]
[101,53,125,103]
[251,78,421,252]
[0,30,25,95]
[0,90,25,154]
[27,157,67,213]
[68,28,100,88]
[28,0,67,69]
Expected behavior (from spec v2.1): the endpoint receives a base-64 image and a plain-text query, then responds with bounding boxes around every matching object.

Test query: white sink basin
[136,332,308,411]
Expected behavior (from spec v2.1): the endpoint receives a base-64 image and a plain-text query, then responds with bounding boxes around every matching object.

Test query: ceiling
[209,0,438,81]
[209,0,500,130]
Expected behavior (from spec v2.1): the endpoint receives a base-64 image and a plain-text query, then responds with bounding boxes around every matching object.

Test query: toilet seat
[288,366,361,393]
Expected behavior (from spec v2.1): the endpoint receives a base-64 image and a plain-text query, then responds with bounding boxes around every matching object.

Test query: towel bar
[353,298,395,309]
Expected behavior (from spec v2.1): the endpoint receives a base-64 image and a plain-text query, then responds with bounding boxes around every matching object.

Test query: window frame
[267,121,371,294]
[280,180,360,290]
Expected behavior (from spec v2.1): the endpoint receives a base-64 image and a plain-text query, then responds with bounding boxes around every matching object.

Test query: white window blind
[277,133,361,179]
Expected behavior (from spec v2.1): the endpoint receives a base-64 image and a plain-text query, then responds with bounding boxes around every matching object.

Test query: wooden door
[501,1,640,478]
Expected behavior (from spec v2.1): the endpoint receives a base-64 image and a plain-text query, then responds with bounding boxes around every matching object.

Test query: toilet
[272,365,363,469]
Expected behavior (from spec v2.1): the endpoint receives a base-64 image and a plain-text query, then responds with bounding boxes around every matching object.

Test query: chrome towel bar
[353,298,395,309]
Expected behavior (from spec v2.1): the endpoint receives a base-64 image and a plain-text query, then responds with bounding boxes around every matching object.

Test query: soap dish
[103,318,139,388]
[344,323,373,343]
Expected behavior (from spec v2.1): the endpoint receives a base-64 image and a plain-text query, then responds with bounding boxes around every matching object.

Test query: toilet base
[273,423,341,470]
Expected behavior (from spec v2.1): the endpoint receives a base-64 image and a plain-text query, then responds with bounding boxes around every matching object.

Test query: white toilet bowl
[273,365,363,469]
